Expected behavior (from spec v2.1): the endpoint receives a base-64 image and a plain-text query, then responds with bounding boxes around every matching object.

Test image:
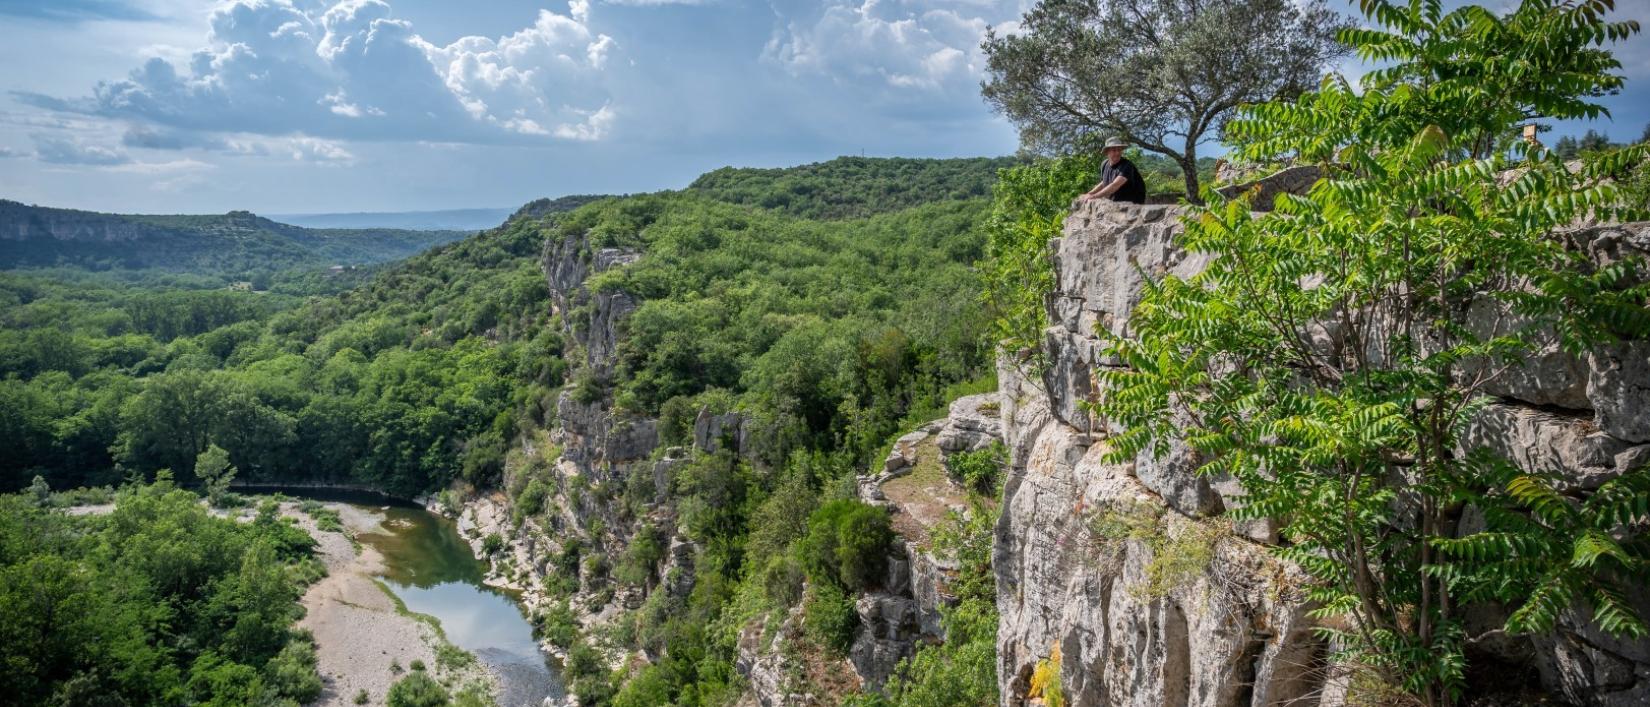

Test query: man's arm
[1080,175,1128,201]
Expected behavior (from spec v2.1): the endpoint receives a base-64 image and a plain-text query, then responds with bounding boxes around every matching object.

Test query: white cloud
[23,0,617,147]
[552,103,616,140]
[104,158,214,174]
[765,0,1014,96]
[419,5,617,138]
[287,136,355,163]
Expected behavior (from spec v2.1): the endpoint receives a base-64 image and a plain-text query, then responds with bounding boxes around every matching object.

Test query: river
[360,504,565,706]
[249,486,565,707]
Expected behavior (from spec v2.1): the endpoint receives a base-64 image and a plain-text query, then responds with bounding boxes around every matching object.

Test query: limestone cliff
[994,195,1650,706]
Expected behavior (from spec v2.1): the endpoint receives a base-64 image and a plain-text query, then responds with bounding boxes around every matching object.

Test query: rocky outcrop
[996,194,1650,706]
[1212,164,1321,209]
[995,357,1322,707]
[849,394,1005,690]
[543,231,643,374]
[693,409,747,455]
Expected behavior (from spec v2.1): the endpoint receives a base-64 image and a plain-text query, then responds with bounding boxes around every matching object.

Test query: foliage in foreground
[1097,1,1649,703]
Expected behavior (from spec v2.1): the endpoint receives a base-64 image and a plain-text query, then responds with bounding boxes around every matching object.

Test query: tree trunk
[1179,149,1203,205]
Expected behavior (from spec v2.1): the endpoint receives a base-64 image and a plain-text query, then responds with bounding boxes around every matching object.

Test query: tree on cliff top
[981,0,1349,201]
[1098,0,1647,704]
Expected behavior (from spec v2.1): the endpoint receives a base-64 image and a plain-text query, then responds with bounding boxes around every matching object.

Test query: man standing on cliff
[1078,137,1146,204]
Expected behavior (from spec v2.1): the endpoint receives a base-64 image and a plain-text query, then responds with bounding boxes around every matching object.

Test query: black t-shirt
[1101,157,1146,204]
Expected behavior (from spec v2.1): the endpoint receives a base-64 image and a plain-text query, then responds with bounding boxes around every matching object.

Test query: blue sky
[0,0,1646,214]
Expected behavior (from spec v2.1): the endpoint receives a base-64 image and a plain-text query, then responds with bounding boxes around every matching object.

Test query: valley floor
[289,501,489,706]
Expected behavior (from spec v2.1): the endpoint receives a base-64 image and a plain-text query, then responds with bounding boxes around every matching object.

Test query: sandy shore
[287,502,493,706]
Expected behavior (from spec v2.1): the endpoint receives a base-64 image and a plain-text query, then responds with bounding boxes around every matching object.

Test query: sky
[0,0,1646,215]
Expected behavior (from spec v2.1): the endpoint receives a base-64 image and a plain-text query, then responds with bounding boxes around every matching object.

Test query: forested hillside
[0,199,473,278]
[687,156,1018,219]
[1,157,1004,496]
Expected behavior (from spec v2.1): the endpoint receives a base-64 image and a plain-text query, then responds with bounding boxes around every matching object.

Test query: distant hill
[0,200,471,275]
[270,208,515,231]
[686,155,1022,219]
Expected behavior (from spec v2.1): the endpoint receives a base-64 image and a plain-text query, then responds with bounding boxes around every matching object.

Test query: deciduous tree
[982,0,1349,200]
[1099,1,1647,703]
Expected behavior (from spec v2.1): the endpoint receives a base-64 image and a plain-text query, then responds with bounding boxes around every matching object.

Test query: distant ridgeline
[0,199,472,275]
[687,155,1022,219]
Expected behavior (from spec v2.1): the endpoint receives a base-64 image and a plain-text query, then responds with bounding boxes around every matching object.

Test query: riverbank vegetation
[0,476,323,705]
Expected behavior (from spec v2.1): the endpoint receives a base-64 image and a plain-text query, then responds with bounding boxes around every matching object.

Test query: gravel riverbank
[289,501,495,706]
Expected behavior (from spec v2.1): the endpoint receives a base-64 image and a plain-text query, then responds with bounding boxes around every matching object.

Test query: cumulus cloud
[765,0,1015,97]
[23,0,618,147]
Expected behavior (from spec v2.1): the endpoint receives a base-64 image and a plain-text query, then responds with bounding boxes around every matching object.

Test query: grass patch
[1086,501,1226,599]
[298,499,345,533]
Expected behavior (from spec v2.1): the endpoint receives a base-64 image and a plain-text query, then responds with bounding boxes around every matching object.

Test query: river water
[251,487,564,707]
[360,505,564,706]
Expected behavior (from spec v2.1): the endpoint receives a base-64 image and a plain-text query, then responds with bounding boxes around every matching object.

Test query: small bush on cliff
[514,477,549,517]
[481,532,504,556]
[799,499,894,591]
[947,442,1007,496]
[803,581,859,655]
[1097,1,1650,704]
[614,522,665,588]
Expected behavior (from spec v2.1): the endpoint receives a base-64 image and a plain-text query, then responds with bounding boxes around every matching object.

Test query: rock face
[994,358,1321,707]
[995,195,1650,706]
[846,394,1006,690]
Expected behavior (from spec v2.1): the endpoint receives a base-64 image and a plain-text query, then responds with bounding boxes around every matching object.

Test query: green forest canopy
[2,156,1006,495]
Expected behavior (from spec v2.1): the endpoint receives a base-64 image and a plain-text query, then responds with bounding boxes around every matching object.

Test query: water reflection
[357,504,564,707]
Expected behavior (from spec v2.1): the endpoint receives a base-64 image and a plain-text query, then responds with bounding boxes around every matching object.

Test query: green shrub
[481,532,504,556]
[760,554,805,608]
[803,581,860,655]
[947,442,1006,496]
[264,638,323,703]
[614,523,665,588]
[571,369,605,405]
[536,600,579,649]
[409,658,426,672]
[386,671,450,707]
[355,689,370,704]
[515,478,549,516]
[612,664,674,707]
[800,499,894,591]
[564,642,615,707]
[436,643,474,671]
